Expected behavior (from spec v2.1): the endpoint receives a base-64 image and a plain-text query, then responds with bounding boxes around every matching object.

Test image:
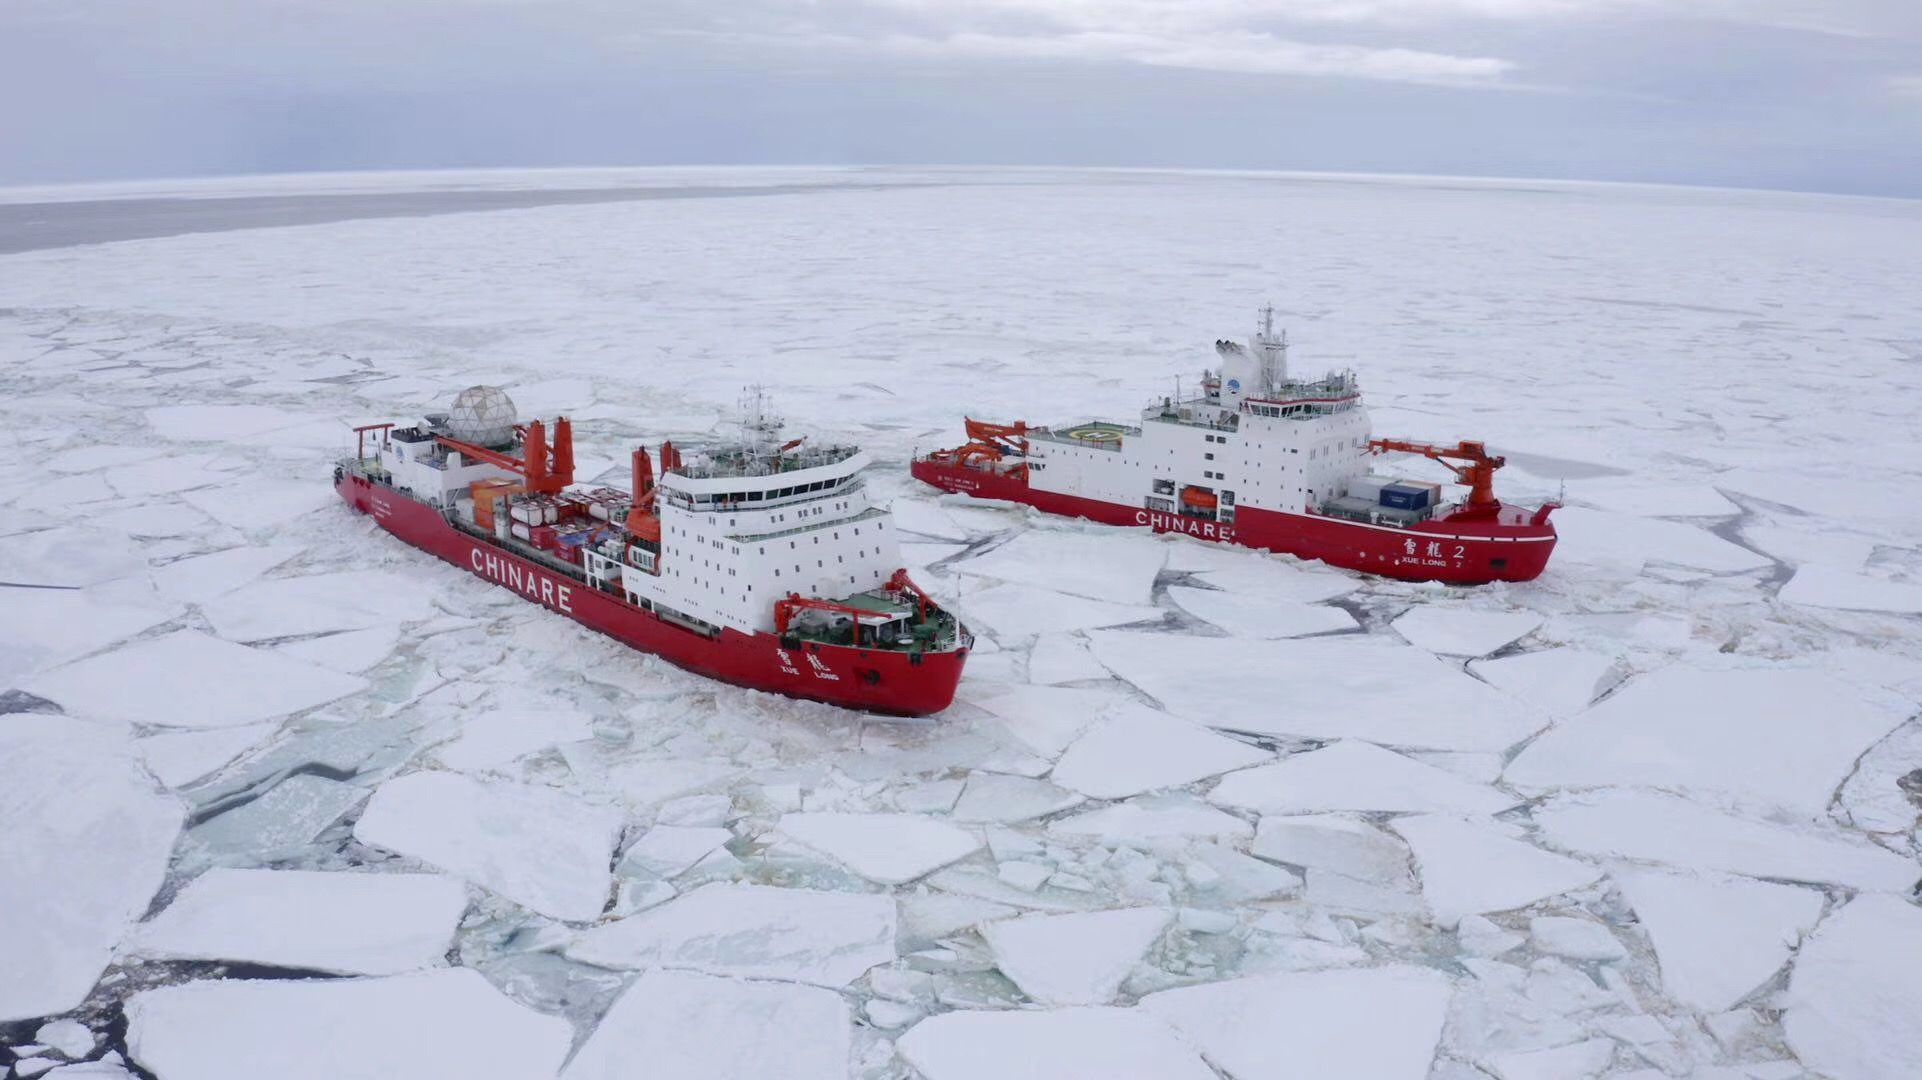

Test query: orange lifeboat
[1180,486,1219,512]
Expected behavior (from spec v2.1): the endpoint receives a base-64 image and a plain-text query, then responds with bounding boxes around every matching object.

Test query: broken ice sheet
[1551,507,1772,575]
[1048,794,1254,848]
[562,969,851,1080]
[124,968,571,1080]
[1506,665,1906,815]
[200,569,438,642]
[1390,814,1602,925]
[567,882,895,987]
[189,773,367,864]
[1778,563,1922,614]
[898,1006,1217,1080]
[1024,632,1111,684]
[354,770,623,921]
[1211,739,1516,816]
[956,528,1167,604]
[777,811,982,884]
[137,723,278,788]
[1612,866,1822,1013]
[1784,894,1922,1080]
[1467,647,1620,717]
[949,771,1084,823]
[618,825,732,878]
[25,629,368,728]
[956,581,1161,638]
[0,585,180,687]
[1049,703,1269,799]
[1164,585,1356,638]
[126,868,468,976]
[981,907,1169,1006]
[1391,604,1543,657]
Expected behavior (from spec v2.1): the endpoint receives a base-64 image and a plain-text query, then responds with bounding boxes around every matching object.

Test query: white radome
[446,385,518,448]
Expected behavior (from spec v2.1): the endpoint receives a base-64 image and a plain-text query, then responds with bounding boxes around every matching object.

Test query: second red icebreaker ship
[914,310,1559,584]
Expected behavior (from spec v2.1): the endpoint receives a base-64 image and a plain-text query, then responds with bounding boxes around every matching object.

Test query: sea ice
[428,708,595,771]
[1784,894,1922,1080]
[1572,478,1738,517]
[1526,916,1626,962]
[1613,867,1822,1012]
[25,630,368,729]
[777,812,981,884]
[1505,666,1905,815]
[1778,563,1922,614]
[897,1006,1216,1080]
[618,826,733,878]
[1140,966,1451,1080]
[145,403,320,442]
[181,479,334,531]
[1484,1038,1616,1080]
[1049,703,1269,799]
[124,968,571,1080]
[270,626,401,673]
[1392,605,1543,656]
[1183,557,1359,604]
[949,771,1084,823]
[126,869,468,975]
[354,771,623,921]
[200,570,438,643]
[956,529,1166,604]
[136,724,277,788]
[980,907,1169,1005]
[1089,632,1543,752]
[1210,740,1516,816]
[149,545,301,604]
[1251,814,1415,885]
[188,773,364,862]
[1534,790,1919,892]
[1048,794,1254,847]
[567,882,896,987]
[1551,507,1772,575]
[562,969,850,1080]
[1024,632,1112,684]
[35,1019,95,1060]
[0,716,183,1022]
[956,581,1160,638]
[0,587,179,687]
[1467,648,1620,717]
[1391,815,1601,924]
[970,685,1116,760]
[1163,586,1356,638]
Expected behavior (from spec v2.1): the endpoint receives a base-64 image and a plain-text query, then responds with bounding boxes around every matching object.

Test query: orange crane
[775,570,938,637]
[438,417,576,494]
[1368,438,1505,512]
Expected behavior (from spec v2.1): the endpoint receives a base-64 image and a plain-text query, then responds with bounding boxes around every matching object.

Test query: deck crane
[1368,438,1505,513]
[437,417,576,495]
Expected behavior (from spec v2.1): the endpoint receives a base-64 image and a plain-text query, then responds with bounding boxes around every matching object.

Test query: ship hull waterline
[911,461,1554,585]
[339,474,966,716]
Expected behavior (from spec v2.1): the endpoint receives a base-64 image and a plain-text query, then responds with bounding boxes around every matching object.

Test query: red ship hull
[911,461,1554,585]
[339,475,966,716]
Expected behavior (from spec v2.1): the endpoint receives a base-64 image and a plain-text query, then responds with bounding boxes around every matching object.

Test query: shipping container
[1379,483,1432,511]
[510,522,532,542]
[1347,475,1393,502]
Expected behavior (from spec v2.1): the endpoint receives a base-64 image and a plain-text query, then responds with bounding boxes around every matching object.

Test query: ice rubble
[1613,867,1823,1013]
[1506,666,1906,814]
[124,968,571,1080]
[1089,632,1543,751]
[1534,789,1919,892]
[981,907,1170,1005]
[25,630,368,728]
[126,869,468,975]
[354,771,624,921]
[776,811,981,884]
[0,716,182,1021]
[562,970,850,1080]
[1211,739,1516,816]
[1391,605,1543,657]
[567,882,896,987]
[1140,966,1452,1080]
[898,1006,1217,1080]
[1784,894,1922,1080]
[1163,585,1356,638]
[1049,703,1269,799]
[1391,815,1602,924]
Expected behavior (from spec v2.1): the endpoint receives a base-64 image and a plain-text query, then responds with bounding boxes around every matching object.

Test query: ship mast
[1254,304,1289,392]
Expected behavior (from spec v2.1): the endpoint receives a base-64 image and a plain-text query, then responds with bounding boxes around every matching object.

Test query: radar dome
[446,385,519,448]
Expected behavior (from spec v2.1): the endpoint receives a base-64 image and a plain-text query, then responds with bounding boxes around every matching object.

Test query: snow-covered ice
[1048,794,1254,847]
[1613,867,1823,1012]
[957,530,1165,604]
[981,907,1169,1005]
[949,771,1084,823]
[1163,585,1356,638]
[956,581,1160,638]
[24,630,367,729]
[354,771,623,921]
[1211,739,1516,816]
[567,882,896,987]
[126,869,468,975]
[777,811,981,884]
[199,570,437,643]
[618,825,732,878]
[1779,563,1922,614]
[0,716,183,1021]
[898,1006,1217,1080]
[1467,647,1620,717]
[124,968,571,1080]
[1140,966,1451,1080]
[1049,703,1269,799]
[562,969,850,1080]
[136,723,277,788]
[1391,815,1602,924]
[1392,605,1543,656]
[1784,894,1922,1080]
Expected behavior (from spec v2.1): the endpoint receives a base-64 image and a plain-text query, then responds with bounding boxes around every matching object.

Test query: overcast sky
[5,0,1920,196]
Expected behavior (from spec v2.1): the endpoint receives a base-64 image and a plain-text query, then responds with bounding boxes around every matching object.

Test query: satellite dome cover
[446,385,519,448]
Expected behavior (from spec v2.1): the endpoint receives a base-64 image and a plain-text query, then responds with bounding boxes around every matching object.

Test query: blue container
[1379,484,1431,510]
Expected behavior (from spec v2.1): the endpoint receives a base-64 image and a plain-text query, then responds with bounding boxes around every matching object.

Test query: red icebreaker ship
[913,310,1558,584]
[339,387,970,715]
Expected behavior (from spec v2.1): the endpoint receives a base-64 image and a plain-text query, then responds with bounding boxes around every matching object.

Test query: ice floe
[1784,894,1922,1080]
[200,570,438,643]
[1391,815,1602,924]
[354,771,623,921]
[981,907,1169,1005]
[898,1006,1217,1080]
[127,868,466,975]
[1613,867,1823,1012]
[124,968,571,1080]
[1252,814,1414,886]
[956,581,1160,639]
[563,969,850,1080]
[0,716,182,1021]
[1551,507,1773,575]
[1779,563,1922,614]
[1050,704,1269,799]
[567,882,895,987]
[136,723,277,788]
[1048,794,1254,847]
[1164,585,1356,638]
[26,629,368,729]
[1506,666,1906,815]
[1089,632,1543,752]
[1024,632,1112,684]
[1392,605,1543,657]
[149,545,301,604]
[0,587,179,687]
[1467,647,1621,717]
[957,529,1166,604]
[428,708,594,771]
[949,771,1085,823]
[777,811,981,884]
[1140,966,1451,1080]
[1211,740,1516,816]
[1534,790,1919,892]
[618,826,733,878]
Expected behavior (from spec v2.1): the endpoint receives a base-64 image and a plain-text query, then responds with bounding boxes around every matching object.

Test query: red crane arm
[1368,438,1506,510]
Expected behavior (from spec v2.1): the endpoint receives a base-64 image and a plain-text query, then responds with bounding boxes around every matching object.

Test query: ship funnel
[552,417,575,481]
[524,418,549,488]
[631,446,654,499]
